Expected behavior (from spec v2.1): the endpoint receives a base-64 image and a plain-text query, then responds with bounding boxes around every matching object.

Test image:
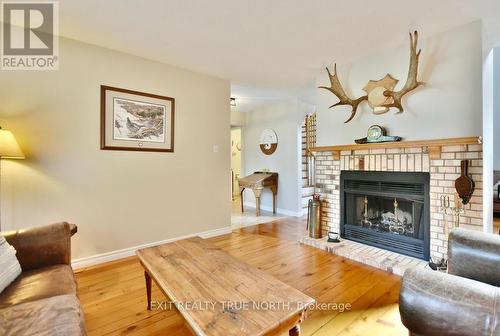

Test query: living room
[1,1,500,336]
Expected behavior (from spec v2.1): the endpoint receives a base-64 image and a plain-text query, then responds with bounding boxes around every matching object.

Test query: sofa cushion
[0,264,76,309]
[0,235,22,293]
[0,294,86,336]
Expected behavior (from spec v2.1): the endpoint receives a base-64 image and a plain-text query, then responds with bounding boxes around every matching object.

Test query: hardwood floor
[75,218,407,335]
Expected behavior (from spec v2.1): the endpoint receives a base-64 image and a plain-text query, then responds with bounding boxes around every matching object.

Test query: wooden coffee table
[137,237,315,336]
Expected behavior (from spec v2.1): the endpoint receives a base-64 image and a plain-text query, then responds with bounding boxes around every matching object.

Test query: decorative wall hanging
[259,129,278,155]
[455,160,475,205]
[101,86,175,152]
[355,125,402,144]
[319,31,424,123]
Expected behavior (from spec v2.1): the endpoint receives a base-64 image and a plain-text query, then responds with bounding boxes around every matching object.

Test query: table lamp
[0,126,25,231]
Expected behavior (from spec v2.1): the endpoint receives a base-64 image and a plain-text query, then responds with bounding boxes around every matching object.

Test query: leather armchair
[399,229,500,336]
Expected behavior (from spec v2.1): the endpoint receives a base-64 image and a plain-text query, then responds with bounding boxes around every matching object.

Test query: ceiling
[230,84,316,112]
[58,0,500,110]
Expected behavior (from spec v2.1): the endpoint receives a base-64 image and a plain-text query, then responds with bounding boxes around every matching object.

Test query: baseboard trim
[71,226,232,270]
[243,202,302,217]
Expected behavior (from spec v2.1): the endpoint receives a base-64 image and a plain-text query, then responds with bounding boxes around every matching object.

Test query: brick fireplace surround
[304,139,483,263]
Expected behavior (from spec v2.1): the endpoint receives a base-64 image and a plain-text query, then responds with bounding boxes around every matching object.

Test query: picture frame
[100,85,175,152]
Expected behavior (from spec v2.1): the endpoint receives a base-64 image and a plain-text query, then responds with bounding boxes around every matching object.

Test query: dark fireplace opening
[340,171,430,260]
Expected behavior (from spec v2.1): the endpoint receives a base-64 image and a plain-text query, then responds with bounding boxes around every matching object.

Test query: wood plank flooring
[75,218,407,335]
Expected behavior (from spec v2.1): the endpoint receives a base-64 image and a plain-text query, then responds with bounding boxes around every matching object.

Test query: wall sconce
[230,98,236,107]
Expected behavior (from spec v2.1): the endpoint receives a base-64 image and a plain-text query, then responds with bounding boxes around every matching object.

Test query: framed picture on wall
[100,85,175,152]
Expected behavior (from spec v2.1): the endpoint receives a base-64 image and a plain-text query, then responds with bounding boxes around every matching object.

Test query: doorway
[231,127,242,199]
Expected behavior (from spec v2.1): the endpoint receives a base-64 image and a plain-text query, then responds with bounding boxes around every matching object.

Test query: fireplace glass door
[347,194,424,239]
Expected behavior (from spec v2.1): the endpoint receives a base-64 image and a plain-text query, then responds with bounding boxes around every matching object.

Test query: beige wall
[0,37,231,260]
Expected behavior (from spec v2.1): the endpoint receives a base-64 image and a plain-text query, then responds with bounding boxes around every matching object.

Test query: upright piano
[238,172,278,216]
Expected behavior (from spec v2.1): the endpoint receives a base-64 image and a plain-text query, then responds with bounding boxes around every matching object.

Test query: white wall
[483,15,500,58]
[482,12,500,232]
[482,17,500,232]
[483,50,494,232]
[494,49,500,171]
[0,37,231,260]
[316,21,483,145]
[241,99,311,216]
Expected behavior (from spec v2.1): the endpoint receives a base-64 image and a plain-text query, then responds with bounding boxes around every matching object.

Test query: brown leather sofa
[0,222,86,336]
[399,228,500,336]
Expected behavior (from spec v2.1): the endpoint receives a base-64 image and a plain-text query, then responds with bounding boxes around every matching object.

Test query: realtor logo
[1,1,59,70]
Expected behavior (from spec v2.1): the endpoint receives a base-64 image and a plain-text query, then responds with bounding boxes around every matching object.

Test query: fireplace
[340,171,430,260]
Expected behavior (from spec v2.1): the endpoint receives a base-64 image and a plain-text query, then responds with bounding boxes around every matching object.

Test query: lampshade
[0,127,25,159]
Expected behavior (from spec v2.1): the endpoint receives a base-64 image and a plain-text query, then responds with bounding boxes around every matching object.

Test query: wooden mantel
[310,136,481,160]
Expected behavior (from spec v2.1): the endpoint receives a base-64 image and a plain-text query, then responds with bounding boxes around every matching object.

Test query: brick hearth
[312,143,483,261]
[299,235,428,276]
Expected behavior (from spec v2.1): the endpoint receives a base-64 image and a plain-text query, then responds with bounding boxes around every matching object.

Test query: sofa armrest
[400,268,499,336]
[448,228,500,286]
[2,222,77,271]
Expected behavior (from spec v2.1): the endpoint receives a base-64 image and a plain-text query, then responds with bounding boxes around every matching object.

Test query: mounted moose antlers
[319,31,424,123]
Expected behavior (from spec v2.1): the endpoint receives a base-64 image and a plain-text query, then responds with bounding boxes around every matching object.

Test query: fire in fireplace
[340,171,430,260]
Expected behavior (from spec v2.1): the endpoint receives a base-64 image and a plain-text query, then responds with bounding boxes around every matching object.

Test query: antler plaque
[319,31,424,123]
